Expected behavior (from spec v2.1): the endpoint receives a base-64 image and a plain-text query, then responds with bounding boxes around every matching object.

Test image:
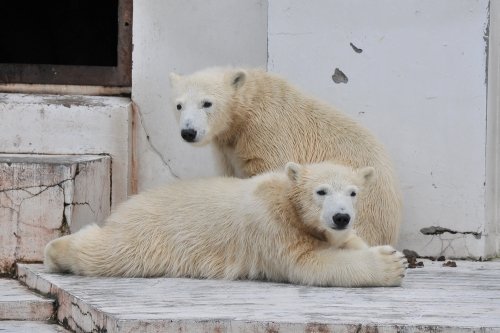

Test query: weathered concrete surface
[18,261,500,333]
[0,278,54,321]
[0,321,70,332]
[0,93,131,213]
[0,154,110,275]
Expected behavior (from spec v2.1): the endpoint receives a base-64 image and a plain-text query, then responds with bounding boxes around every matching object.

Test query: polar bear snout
[181,128,198,142]
[333,213,351,229]
[319,192,356,231]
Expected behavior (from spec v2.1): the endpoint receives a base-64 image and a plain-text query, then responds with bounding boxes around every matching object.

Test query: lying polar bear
[45,162,406,287]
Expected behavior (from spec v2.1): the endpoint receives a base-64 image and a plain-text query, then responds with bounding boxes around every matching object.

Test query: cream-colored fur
[170,68,403,246]
[45,162,406,287]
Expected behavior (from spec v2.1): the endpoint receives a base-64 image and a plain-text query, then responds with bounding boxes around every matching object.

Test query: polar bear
[169,68,402,246]
[45,162,406,287]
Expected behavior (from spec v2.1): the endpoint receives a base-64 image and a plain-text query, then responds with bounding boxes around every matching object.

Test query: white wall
[132,0,268,191]
[268,0,493,258]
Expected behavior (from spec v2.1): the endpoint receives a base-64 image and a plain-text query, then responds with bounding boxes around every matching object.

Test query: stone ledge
[0,321,71,332]
[0,93,131,215]
[17,261,500,333]
[0,154,111,275]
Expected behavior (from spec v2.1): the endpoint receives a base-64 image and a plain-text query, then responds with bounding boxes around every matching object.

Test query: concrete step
[0,278,54,321]
[0,321,71,332]
[0,278,70,332]
[17,261,500,333]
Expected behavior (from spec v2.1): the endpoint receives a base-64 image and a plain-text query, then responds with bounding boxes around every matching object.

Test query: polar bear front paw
[369,245,407,286]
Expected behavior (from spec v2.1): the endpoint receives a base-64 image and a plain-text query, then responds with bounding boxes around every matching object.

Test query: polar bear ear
[169,72,181,86]
[230,70,246,90]
[357,166,376,185]
[286,162,302,182]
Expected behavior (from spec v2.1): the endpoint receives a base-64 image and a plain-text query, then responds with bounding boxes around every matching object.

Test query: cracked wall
[0,154,110,274]
[417,226,485,259]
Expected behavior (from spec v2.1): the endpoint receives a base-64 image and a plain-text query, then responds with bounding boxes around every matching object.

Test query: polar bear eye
[316,189,327,196]
[176,104,182,110]
[350,191,357,197]
[202,101,212,108]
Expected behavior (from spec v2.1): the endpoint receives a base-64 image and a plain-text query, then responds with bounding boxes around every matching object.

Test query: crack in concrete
[420,227,482,258]
[0,192,16,213]
[1,176,76,262]
[420,226,482,239]
[60,182,72,231]
[462,235,474,258]
[16,219,69,233]
[5,179,74,217]
[132,101,179,179]
[3,191,22,261]
[63,315,87,333]
[71,201,96,216]
[69,300,107,333]
[437,236,459,257]
[66,302,96,332]
[0,205,17,213]
[0,177,76,195]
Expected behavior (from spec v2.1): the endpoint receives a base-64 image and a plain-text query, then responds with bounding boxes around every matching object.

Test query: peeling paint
[332,68,348,84]
[349,42,363,53]
[484,1,490,86]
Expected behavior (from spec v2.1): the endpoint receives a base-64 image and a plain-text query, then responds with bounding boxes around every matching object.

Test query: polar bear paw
[368,245,407,286]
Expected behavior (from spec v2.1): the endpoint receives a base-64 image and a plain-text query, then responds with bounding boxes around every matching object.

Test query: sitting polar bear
[44,162,406,287]
[170,68,402,246]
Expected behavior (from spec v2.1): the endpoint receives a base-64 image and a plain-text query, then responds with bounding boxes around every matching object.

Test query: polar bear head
[286,162,375,238]
[169,68,246,146]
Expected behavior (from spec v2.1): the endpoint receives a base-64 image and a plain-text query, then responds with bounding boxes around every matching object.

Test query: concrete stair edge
[17,263,111,333]
[0,277,54,321]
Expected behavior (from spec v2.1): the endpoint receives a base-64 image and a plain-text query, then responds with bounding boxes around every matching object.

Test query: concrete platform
[0,278,68,332]
[17,260,500,333]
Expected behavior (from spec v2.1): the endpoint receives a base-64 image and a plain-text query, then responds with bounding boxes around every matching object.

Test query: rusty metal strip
[130,101,139,195]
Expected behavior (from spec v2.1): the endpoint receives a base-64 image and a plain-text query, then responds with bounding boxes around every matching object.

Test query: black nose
[332,213,350,229]
[181,129,197,142]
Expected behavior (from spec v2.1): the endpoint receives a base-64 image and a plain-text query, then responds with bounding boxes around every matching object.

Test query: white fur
[44,162,406,287]
[170,69,233,145]
[169,67,402,246]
